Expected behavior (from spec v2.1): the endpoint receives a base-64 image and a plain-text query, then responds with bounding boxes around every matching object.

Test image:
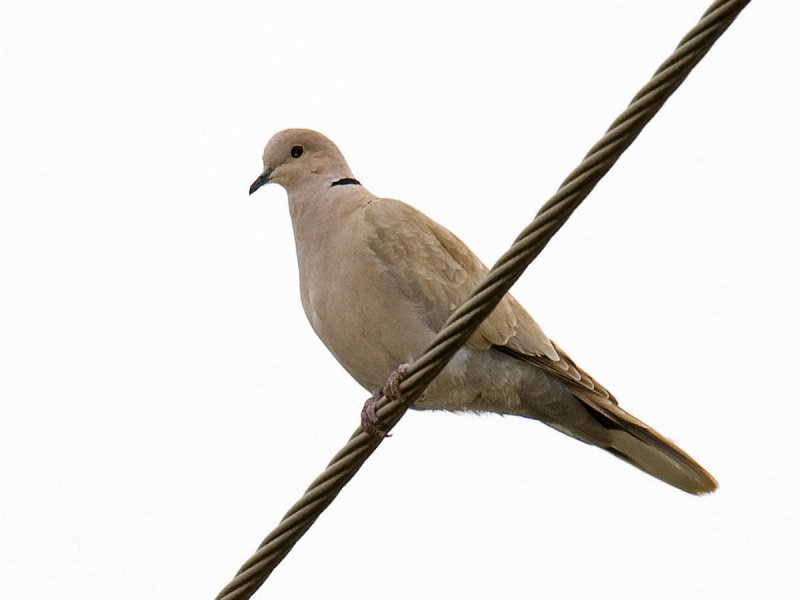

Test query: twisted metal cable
[216,1,750,597]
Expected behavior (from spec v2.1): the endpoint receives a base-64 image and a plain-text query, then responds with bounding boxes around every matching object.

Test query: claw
[359,362,411,438]
[361,393,390,437]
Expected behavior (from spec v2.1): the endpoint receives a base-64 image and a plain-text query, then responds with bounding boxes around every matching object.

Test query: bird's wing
[365,198,559,360]
[496,341,616,404]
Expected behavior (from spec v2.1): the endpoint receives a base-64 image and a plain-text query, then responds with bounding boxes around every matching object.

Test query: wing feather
[365,198,558,360]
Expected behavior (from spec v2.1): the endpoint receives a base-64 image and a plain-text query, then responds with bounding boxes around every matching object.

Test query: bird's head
[249,129,354,195]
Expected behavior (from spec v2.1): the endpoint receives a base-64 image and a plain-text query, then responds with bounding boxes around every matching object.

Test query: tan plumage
[250,128,717,495]
[365,197,558,358]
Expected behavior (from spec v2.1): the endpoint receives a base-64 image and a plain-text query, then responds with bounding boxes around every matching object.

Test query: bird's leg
[360,363,411,437]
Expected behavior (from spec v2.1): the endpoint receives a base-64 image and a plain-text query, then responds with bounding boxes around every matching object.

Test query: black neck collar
[330,177,361,187]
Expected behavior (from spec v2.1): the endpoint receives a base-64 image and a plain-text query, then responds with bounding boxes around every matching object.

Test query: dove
[249,128,717,495]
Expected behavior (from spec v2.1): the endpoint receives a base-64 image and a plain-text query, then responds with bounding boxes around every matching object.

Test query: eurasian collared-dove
[249,128,717,495]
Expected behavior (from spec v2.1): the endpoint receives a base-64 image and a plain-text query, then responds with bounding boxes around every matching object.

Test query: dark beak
[249,167,274,195]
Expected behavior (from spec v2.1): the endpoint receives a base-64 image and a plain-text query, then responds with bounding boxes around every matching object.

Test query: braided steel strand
[401,0,747,401]
[216,1,749,598]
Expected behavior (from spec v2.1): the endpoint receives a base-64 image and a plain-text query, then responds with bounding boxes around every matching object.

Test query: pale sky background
[1,1,799,599]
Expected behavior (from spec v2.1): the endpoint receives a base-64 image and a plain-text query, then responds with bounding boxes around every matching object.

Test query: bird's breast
[295,216,434,392]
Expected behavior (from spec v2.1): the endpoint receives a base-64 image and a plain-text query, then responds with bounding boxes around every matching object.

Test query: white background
[1,1,798,598]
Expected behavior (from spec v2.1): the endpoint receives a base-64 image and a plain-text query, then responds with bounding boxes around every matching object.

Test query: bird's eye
[291,145,304,158]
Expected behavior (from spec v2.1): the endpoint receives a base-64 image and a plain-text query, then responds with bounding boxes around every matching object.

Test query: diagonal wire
[215,1,750,598]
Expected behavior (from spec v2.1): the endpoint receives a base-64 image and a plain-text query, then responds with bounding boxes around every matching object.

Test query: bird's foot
[360,363,411,438]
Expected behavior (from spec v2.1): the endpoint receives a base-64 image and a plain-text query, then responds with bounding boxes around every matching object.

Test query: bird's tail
[497,343,717,494]
[567,393,718,495]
